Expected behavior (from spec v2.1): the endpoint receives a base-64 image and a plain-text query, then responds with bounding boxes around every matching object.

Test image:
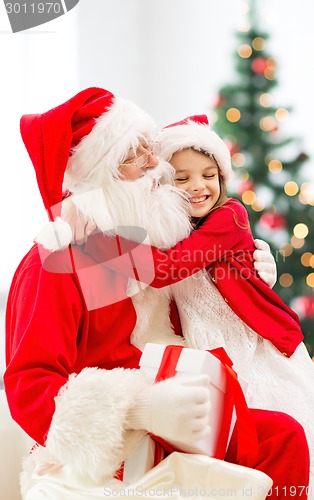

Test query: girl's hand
[61,196,96,246]
[253,238,277,288]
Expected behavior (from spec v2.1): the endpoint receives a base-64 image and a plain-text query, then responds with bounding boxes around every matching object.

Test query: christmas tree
[212,0,314,354]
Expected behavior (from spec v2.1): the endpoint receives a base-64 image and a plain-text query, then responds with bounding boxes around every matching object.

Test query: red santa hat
[155,115,233,182]
[21,87,156,221]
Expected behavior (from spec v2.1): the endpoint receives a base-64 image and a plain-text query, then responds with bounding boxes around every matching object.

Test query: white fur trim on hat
[155,120,233,182]
[63,97,156,195]
[36,160,192,253]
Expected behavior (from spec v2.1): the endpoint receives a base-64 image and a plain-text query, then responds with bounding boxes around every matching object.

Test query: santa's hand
[126,375,211,443]
[61,196,96,245]
[253,238,277,288]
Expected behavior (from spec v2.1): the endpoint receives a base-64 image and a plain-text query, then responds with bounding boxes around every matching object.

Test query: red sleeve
[4,248,83,445]
[83,199,251,288]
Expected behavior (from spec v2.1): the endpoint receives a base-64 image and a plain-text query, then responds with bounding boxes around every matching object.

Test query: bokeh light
[232,153,246,167]
[251,199,265,212]
[284,181,299,196]
[306,273,314,288]
[291,236,305,249]
[301,252,313,267]
[268,159,282,174]
[275,108,289,122]
[241,171,250,182]
[279,243,293,257]
[293,223,309,239]
[300,182,314,206]
[279,273,293,287]
[238,44,252,58]
[238,21,251,32]
[260,116,276,131]
[259,93,272,107]
[242,190,256,205]
[252,37,265,51]
[226,108,241,122]
[264,58,276,80]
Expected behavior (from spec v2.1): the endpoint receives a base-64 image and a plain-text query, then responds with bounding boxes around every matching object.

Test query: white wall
[0,3,79,292]
[76,0,314,163]
[77,0,238,127]
[0,3,80,374]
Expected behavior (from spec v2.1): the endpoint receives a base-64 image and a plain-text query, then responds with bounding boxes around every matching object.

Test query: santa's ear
[34,217,72,252]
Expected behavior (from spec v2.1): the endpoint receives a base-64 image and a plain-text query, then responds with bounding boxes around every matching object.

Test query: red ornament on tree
[213,94,225,109]
[293,296,314,319]
[229,143,241,156]
[238,181,255,196]
[251,57,268,75]
[259,212,287,229]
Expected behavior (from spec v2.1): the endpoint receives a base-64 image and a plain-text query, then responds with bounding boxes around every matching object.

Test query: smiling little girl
[156,115,314,494]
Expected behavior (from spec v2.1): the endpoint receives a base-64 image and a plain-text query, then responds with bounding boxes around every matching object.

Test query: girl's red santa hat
[20,87,156,249]
[155,114,233,182]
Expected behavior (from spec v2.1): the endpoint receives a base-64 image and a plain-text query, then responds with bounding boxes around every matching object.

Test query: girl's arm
[61,196,276,287]
[83,200,251,288]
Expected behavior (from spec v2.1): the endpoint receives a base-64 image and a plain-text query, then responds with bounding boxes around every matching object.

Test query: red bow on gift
[150,345,258,464]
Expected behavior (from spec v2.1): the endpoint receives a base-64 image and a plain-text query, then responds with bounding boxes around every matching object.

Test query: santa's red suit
[5,239,310,499]
[4,88,310,499]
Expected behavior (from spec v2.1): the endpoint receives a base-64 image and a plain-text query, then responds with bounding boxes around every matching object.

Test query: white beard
[36,161,191,349]
[72,160,190,349]
[72,160,192,249]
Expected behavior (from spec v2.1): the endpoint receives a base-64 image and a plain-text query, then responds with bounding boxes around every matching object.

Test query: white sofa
[0,388,273,500]
[0,389,33,500]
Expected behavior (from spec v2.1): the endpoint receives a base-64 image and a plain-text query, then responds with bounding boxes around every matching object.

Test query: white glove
[126,375,211,444]
[253,238,277,288]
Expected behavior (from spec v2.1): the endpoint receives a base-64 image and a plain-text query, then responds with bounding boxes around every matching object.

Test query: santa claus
[4,88,309,499]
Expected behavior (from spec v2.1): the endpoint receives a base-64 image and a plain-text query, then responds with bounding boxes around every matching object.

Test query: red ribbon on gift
[150,345,258,464]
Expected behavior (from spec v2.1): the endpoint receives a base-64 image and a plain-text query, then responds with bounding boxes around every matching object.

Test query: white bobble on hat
[34,217,73,251]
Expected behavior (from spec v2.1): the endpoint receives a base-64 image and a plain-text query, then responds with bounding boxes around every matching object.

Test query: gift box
[122,434,157,485]
[123,343,257,485]
[139,342,234,458]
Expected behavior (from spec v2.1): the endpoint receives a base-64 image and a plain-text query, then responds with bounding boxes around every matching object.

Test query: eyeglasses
[120,141,161,168]
[120,151,153,169]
